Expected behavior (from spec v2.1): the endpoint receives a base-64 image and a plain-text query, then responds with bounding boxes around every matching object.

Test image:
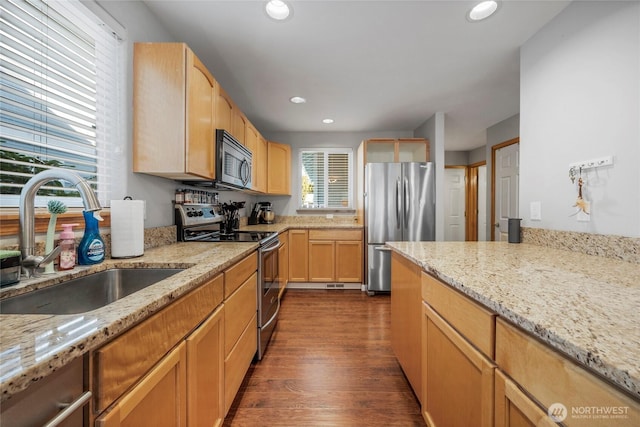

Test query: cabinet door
[365,139,396,163]
[495,370,557,427]
[267,141,291,195]
[422,302,495,427]
[216,86,233,133]
[256,134,268,194]
[96,342,187,427]
[186,305,224,427]
[308,240,335,282]
[335,240,362,282]
[390,252,422,401]
[186,52,215,179]
[288,229,308,282]
[232,110,246,145]
[397,138,429,162]
[244,123,260,191]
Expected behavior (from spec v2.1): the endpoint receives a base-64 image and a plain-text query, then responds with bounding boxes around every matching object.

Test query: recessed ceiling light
[266,0,292,21]
[322,119,334,124]
[289,96,306,104]
[467,1,499,22]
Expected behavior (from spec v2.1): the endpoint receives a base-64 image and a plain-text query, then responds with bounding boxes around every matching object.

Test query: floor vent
[326,283,345,289]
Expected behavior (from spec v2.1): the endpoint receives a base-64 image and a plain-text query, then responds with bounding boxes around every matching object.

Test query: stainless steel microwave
[216,129,252,190]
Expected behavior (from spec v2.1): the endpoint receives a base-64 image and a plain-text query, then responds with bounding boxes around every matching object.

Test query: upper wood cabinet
[267,141,291,195]
[244,122,264,193]
[133,43,216,180]
[256,134,268,194]
[233,109,247,145]
[360,138,430,163]
[215,86,233,135]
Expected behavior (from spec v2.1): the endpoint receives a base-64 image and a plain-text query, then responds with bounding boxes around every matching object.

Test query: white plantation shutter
[300,149,352,209]
[0,0,123,207]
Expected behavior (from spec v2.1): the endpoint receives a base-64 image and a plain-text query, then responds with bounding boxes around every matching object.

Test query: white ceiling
[141,0,570,151]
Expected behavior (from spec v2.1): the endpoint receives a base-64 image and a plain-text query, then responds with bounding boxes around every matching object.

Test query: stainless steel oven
[175,204,280,360]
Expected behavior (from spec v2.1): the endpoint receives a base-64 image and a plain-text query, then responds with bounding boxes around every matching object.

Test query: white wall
[261,130,413,216]
[414,113,446,241]
[520,1,640,237]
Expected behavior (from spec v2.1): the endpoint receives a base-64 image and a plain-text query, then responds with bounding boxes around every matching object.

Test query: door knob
[494,223,500,228]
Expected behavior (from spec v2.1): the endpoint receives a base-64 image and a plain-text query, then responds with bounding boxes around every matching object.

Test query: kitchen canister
[110,197,145,258]
[508,218,522,243]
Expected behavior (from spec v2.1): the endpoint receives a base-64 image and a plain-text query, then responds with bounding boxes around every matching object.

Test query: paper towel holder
[110,196,145,258]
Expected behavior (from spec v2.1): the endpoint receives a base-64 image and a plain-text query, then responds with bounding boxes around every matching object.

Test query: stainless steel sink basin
[0,268,184,315]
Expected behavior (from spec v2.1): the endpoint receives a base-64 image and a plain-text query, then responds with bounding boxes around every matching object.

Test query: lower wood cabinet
[96,342,187,427]
[495,370,557,427]
[288,229,308,282]
[186,305,224,427]
[422,301,495,427]
[308,229,363,283]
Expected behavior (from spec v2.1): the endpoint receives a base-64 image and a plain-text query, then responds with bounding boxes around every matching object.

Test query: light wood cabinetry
[496,318,640,426]
[360,138,430,163]
[96,342,187,427]
[308,229,363,283]
[288,229,309,282]
[278,231,289,299]
[215,86,233,134]
[233,109,247,145]
[422,302,495,427]
[267,141,291,195]
[133,43,216,180]
[186,305,224,427]
[495,370,557,427]
[390,251,423,401]
[256,135,268,194]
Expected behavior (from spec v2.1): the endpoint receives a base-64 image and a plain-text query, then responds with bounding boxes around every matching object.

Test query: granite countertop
[386,241,640,399]
[0,241,258,401]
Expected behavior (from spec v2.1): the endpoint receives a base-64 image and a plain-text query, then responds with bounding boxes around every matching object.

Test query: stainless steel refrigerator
[365,162,435,294]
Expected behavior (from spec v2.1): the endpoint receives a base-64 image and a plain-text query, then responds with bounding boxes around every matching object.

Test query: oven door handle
[262,298,280,330]
[261,240,282,254]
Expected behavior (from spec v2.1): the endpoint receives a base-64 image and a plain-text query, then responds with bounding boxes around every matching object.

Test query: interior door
[477,165,487,241]
[444,167,466,241]
[493,142,519,241]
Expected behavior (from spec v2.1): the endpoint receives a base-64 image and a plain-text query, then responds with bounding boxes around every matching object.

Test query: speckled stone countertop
[386,241,640,399]
[0,241,258,401]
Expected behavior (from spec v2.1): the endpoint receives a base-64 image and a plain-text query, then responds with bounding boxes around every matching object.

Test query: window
[0,0,124,208]
[300,149,353,209]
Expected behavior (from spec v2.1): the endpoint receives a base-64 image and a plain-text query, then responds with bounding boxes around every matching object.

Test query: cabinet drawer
[422,272,495,358]
[224,272,257,356]
[496,318,640,426]
[93,274,223,413]
[308,229,362,241]
[224,252,257,298]
[224,313,258,415]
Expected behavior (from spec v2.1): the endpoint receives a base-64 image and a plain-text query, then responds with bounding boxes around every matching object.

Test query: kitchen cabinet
[288,229,308,282]
[233,108,247,145]
[495,318,640,427]
[267,141,291,195]
[244,122,267,193]
[216,85,233,134]
[278,231,289,299]
[95,343,187,427]
[495,370,557,427]
[223,258,258,415]
[390,251,422,401]
[360,138,430,163]
[133,43,216,180]
[308,229,363,283]
[186,305,224,427]
[421,271,496,427]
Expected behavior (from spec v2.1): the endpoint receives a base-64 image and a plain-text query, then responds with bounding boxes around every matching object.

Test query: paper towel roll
[110,199,145,258]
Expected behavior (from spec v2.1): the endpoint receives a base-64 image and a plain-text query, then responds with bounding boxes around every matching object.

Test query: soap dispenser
[78,211,105,265]
[58,223,78,271]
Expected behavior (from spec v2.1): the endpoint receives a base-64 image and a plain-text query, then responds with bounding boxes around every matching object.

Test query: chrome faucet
[19,169,102,277]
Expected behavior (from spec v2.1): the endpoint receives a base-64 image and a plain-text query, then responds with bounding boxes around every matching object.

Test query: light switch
[530,201,542,221]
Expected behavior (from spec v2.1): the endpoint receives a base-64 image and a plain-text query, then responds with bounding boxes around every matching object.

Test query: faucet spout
[19,169,102,276]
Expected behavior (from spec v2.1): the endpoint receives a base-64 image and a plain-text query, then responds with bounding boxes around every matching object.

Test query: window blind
[0,0,123,207]
[300,149,352,209]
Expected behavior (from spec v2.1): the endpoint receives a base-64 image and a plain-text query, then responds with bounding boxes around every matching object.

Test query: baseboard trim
[286,282,362,290]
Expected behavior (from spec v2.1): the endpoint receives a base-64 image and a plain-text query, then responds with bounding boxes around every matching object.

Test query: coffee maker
[248,202,275,225]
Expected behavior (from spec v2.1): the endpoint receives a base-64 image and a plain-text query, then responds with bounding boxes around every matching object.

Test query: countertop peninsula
[386,241,640,400]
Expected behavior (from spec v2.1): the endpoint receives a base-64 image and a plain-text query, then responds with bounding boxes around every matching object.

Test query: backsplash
[522,227,640,264]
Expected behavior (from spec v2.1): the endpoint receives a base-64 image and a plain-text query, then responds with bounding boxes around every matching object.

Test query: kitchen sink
[0,268,184,315]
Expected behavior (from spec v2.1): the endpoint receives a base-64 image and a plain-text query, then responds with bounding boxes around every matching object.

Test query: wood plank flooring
[223,290,424,427]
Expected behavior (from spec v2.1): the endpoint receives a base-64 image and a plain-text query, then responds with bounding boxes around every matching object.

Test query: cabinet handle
[43,391,92,427]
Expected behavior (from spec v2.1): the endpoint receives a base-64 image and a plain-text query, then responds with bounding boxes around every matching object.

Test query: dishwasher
[1,356,90,426]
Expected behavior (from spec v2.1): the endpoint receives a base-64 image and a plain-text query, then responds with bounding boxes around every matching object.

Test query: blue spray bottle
[78,211,105,265]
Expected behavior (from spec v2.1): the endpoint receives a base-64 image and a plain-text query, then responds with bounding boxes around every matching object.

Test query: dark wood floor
[223,289,424,427]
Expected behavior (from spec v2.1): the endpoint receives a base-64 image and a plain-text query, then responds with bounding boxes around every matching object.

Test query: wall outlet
[530,201,542,221]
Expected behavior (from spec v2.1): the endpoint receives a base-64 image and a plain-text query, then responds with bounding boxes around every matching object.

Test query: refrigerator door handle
[374,246,391,251]
[403,176,410,229]
[395,178,402,229]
